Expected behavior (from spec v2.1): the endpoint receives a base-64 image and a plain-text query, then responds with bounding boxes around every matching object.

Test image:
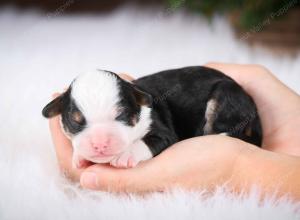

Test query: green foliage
[166,0,298,29]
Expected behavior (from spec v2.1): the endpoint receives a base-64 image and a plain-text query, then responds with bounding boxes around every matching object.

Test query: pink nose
[92,142,109,152]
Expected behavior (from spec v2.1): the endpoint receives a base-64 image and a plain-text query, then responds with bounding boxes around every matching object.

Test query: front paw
[110,151,138,168]
[110,141,153,168]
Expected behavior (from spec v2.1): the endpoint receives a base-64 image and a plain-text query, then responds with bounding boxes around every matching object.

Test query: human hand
[48,65,300,195]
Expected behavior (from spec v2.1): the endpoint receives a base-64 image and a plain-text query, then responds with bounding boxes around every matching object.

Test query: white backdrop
[0,5,299,220]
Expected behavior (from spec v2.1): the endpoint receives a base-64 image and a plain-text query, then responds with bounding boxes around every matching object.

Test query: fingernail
[81,172,98,189]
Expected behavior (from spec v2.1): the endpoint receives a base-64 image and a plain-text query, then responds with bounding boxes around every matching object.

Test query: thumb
[80,162,161,193]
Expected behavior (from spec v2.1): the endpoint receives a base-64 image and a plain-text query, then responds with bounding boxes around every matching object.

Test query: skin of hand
[48,64,300,199]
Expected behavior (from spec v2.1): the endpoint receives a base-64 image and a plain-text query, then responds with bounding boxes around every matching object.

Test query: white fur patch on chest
[71,70,120,123]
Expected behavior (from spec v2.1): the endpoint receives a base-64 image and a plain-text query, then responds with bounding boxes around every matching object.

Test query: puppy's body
[42,66,262,168]
[135,66,262,156]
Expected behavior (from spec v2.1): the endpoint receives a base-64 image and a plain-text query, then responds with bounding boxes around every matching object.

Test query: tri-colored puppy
[42,66,262,168]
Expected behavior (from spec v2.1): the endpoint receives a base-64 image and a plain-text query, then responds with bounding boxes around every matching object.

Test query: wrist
[229,144,300,200]
[227,143,260,192]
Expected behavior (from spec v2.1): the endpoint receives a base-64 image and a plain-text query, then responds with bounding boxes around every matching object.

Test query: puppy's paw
[110,151,138,168]
[110,140,153,169]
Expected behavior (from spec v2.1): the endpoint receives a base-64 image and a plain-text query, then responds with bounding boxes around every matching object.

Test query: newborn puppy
[42,66,262,169]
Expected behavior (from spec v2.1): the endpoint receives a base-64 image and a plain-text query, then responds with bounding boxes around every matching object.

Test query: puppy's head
[42,70,152,164]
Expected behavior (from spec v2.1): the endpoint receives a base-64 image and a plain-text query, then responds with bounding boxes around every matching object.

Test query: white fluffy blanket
[0,5,299,220]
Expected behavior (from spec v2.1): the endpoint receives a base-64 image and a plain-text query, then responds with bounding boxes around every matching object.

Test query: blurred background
[1,0,300,54]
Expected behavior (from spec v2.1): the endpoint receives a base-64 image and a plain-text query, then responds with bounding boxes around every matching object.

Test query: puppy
[42,66,262,168]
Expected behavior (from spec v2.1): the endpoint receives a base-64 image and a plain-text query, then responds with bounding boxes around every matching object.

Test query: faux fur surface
[0,5,300,220]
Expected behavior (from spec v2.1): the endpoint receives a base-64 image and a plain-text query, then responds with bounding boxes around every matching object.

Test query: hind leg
[202,98,233,136]
[202,81,262,145]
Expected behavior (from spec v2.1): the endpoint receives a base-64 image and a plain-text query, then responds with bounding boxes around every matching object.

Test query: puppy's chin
[86,155,117,164]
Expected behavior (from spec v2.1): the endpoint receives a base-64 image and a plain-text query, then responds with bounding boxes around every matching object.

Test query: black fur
[115,77,152,126]
[101,71,152,127]
[133,66,262,156]
[61,99,87,135]
[42,87,87,135]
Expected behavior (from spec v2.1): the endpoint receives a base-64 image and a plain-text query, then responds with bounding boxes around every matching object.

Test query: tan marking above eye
[72,111,83,123]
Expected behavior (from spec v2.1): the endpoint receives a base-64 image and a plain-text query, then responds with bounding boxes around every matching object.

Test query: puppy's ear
[132,85,153,107]
[42,92,68,118]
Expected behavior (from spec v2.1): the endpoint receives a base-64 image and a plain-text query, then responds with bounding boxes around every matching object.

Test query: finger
[204,62,265,89]
[118,73,134,82]
[49,115,83,181]
[80,159,164,193]
[49,92,72,164]
[48,93,83,181]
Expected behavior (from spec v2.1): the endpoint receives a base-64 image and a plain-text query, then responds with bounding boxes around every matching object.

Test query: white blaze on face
[71,70,119,122]
[70,70,152,164]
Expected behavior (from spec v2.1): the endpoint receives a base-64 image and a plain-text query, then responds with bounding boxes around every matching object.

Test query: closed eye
[68,111,86,128]
[70,111,84,124]
[115,110,138,126]
[115,111,127,122]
